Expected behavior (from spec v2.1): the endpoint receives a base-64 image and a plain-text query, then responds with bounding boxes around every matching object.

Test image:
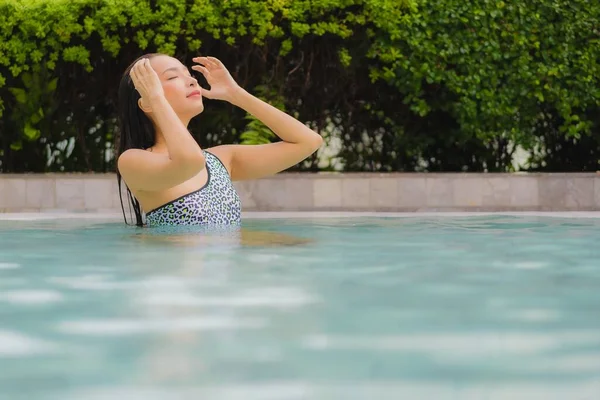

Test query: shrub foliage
[1,0,598,172]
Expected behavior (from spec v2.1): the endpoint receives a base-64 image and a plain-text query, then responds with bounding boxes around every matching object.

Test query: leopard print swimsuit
[145,151,242,227]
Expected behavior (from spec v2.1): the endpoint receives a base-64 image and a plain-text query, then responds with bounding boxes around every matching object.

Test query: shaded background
[1,0,599,173]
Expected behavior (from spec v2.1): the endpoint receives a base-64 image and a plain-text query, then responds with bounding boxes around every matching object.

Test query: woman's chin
[191,104,205,116]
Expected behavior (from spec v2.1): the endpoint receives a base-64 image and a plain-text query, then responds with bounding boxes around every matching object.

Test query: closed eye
[167,76,177,80]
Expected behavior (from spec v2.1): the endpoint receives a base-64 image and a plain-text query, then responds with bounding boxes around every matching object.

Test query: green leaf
[47,78,58,92]
[23,123,40,141]
[10,140,23,151]
[8,88,27,104]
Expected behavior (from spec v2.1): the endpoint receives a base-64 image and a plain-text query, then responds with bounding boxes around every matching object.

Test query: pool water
[0,216,599,399]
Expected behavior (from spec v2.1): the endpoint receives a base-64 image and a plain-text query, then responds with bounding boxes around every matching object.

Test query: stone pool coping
[1,211,600,221]
[2,172,600,212]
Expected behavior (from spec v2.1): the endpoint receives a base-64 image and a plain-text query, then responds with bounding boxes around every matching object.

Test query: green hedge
[1,0,599,172]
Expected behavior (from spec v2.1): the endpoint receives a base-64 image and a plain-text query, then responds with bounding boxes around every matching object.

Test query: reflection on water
[131,224,313,248]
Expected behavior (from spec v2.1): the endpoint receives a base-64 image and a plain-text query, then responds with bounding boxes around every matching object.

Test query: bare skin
[118,55,323,214]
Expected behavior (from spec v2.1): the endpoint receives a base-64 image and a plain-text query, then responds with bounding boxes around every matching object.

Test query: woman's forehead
[150,56,184,70]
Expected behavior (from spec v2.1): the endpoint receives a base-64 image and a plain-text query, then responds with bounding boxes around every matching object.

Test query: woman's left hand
[192,56,241,103]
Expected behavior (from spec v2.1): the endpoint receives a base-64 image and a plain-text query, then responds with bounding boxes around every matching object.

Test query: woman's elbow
[309,133,324,152]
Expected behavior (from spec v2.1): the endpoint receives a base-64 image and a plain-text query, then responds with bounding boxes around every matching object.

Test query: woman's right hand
[129,58,164,101]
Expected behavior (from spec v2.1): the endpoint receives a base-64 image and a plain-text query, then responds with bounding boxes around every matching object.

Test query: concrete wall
[1,173,599,212]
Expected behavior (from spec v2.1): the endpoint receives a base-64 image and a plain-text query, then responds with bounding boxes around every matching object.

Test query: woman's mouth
[187,90,202,98]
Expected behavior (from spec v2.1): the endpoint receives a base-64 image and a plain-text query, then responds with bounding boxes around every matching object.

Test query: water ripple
[0,330,58,357]
[57,316,266,335]
[0,290,64,305]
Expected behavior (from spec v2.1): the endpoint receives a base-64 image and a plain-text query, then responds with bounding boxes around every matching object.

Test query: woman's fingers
[143,58,154,75]
[192,57,208,67]
[131,59,145,78]
[207,56,224,68]
[205,57,219,69]
[139,59,150,81]
[201,88,214,99]
[130,58,152,95]
[133,59,144,74]
[193,56,217,69]
[191,64,212,98]
[191,65,210,77]
[130,64,141,87]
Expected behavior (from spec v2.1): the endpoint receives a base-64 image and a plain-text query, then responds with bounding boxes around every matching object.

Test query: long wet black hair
[116,53,163,227]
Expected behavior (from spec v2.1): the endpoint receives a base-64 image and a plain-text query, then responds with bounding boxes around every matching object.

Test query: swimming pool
[0,214,599,399]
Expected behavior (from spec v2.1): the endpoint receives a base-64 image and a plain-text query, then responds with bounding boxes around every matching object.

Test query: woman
[117,54,323,227]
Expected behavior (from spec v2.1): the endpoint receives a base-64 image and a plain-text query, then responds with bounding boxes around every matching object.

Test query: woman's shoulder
[117,148,145,169]
[117,148,163,170]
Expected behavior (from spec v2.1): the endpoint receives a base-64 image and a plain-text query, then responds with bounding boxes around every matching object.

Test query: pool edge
[2,211,600,221]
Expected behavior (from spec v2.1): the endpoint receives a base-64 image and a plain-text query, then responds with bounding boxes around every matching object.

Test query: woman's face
[146,55,204,119]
